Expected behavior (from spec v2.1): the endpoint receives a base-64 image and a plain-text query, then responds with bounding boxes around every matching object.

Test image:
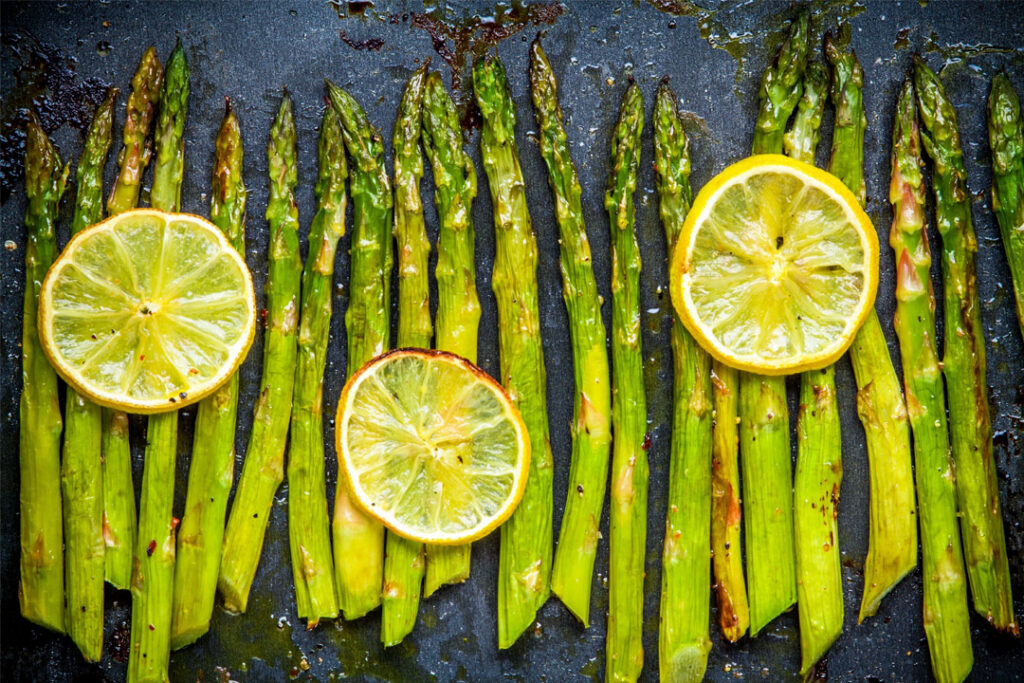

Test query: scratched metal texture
[1,1,1022,681]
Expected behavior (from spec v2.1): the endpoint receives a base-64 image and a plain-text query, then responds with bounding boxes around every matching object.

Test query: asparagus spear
[915,57,1016,634]
[889,79,973,683]
[102,409,135,590]
[107,46,162,215]
[781,55,846,673]
[218,92,302,614]
[783,60,827,165]
[529,38,612,628]
[473,55,554,649]
[825,33,918,622]
[653,80,713,683]
[710,363,748,642]
[128,414,178,682]
[421,71,481,596]
[988,73,1024,338]
[20,113,69,633]
[325,80,393,620]
[753,11,809,154]
[170,101,246,648]
[62,87,117,661]
[382,64,430,647]
[150,39,187,211]
[743,12,807,635]
[71,88,118,235]
[104,46,163,589]
[393,65,433,351]
[129,40,188,683]
[605,81,648,683]
[288,102,346,627]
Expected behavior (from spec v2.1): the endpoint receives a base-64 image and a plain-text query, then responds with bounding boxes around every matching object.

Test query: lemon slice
[336,349,530,545]
[670,154,879,375]
[38,208,256,413]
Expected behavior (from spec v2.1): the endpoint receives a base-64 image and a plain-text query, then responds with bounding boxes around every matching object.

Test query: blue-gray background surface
[2,1,1022,681]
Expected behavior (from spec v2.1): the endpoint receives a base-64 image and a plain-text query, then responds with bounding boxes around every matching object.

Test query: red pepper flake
[139,354,145,361]
[641,433,651,450]
[171,517,180,531]
[146,540,156,556]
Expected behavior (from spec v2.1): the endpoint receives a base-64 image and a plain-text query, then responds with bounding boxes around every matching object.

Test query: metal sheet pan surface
[1,1,1022,680]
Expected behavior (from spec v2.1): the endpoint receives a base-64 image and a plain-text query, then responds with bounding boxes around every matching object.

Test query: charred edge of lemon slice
[37,208,257,414]
[335,348,531,545]
[671,155,879,376]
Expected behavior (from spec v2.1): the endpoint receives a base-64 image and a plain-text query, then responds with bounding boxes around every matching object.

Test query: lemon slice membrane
[337,349,530,545]
[671,155,879,375]
[39,209,256,412]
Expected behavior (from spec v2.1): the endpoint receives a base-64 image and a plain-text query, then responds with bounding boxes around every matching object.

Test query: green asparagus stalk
[473,55,555,649]
[393,65,433,351]
[71,88,118,235]
[129,39,188,683]
[782,55,844,674]
[653,80,713,683]
[825,33,918,622]
[988,74,1024,339]
[710,363,748,642]
[170,101,246,648]
[325,80,393,620]
[743,12,807,636]
[783,60,827,165]
[149,39,187,212]
[102,409,135,589]
[889,79,973,683]
[62,87,116,661]
[107,46,162,215]
[753,11,809,155]
[20,113,69,633]
[606,81,648,683]
[794,367,842,674]
[915,57,1016,634]
[104,46,163,590]
[128,414,177,682]
[382,64,430,647]
[218,92,302,614]
[421,71,481,596]
[529,38,612,628]
[288,102,346,627]
[737,370,793,637]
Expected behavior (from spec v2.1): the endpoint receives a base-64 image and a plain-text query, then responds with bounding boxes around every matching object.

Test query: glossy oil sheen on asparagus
[474,55,554,649]
[326,80,394,620]
[421,71,481,597]
[529,37,612,629]
[654,80,713,683]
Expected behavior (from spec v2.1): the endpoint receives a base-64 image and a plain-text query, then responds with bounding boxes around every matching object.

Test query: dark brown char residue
[399,2,565,130]
[1,32,110,203]
[339,30,385,51]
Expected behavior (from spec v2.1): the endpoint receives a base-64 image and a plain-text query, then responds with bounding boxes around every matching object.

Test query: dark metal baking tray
[2,1,1022,680]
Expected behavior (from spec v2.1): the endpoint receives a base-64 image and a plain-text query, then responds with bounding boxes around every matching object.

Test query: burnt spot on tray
[384,2,565,131]
[339,30,384,51]
[1,32,110,203]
